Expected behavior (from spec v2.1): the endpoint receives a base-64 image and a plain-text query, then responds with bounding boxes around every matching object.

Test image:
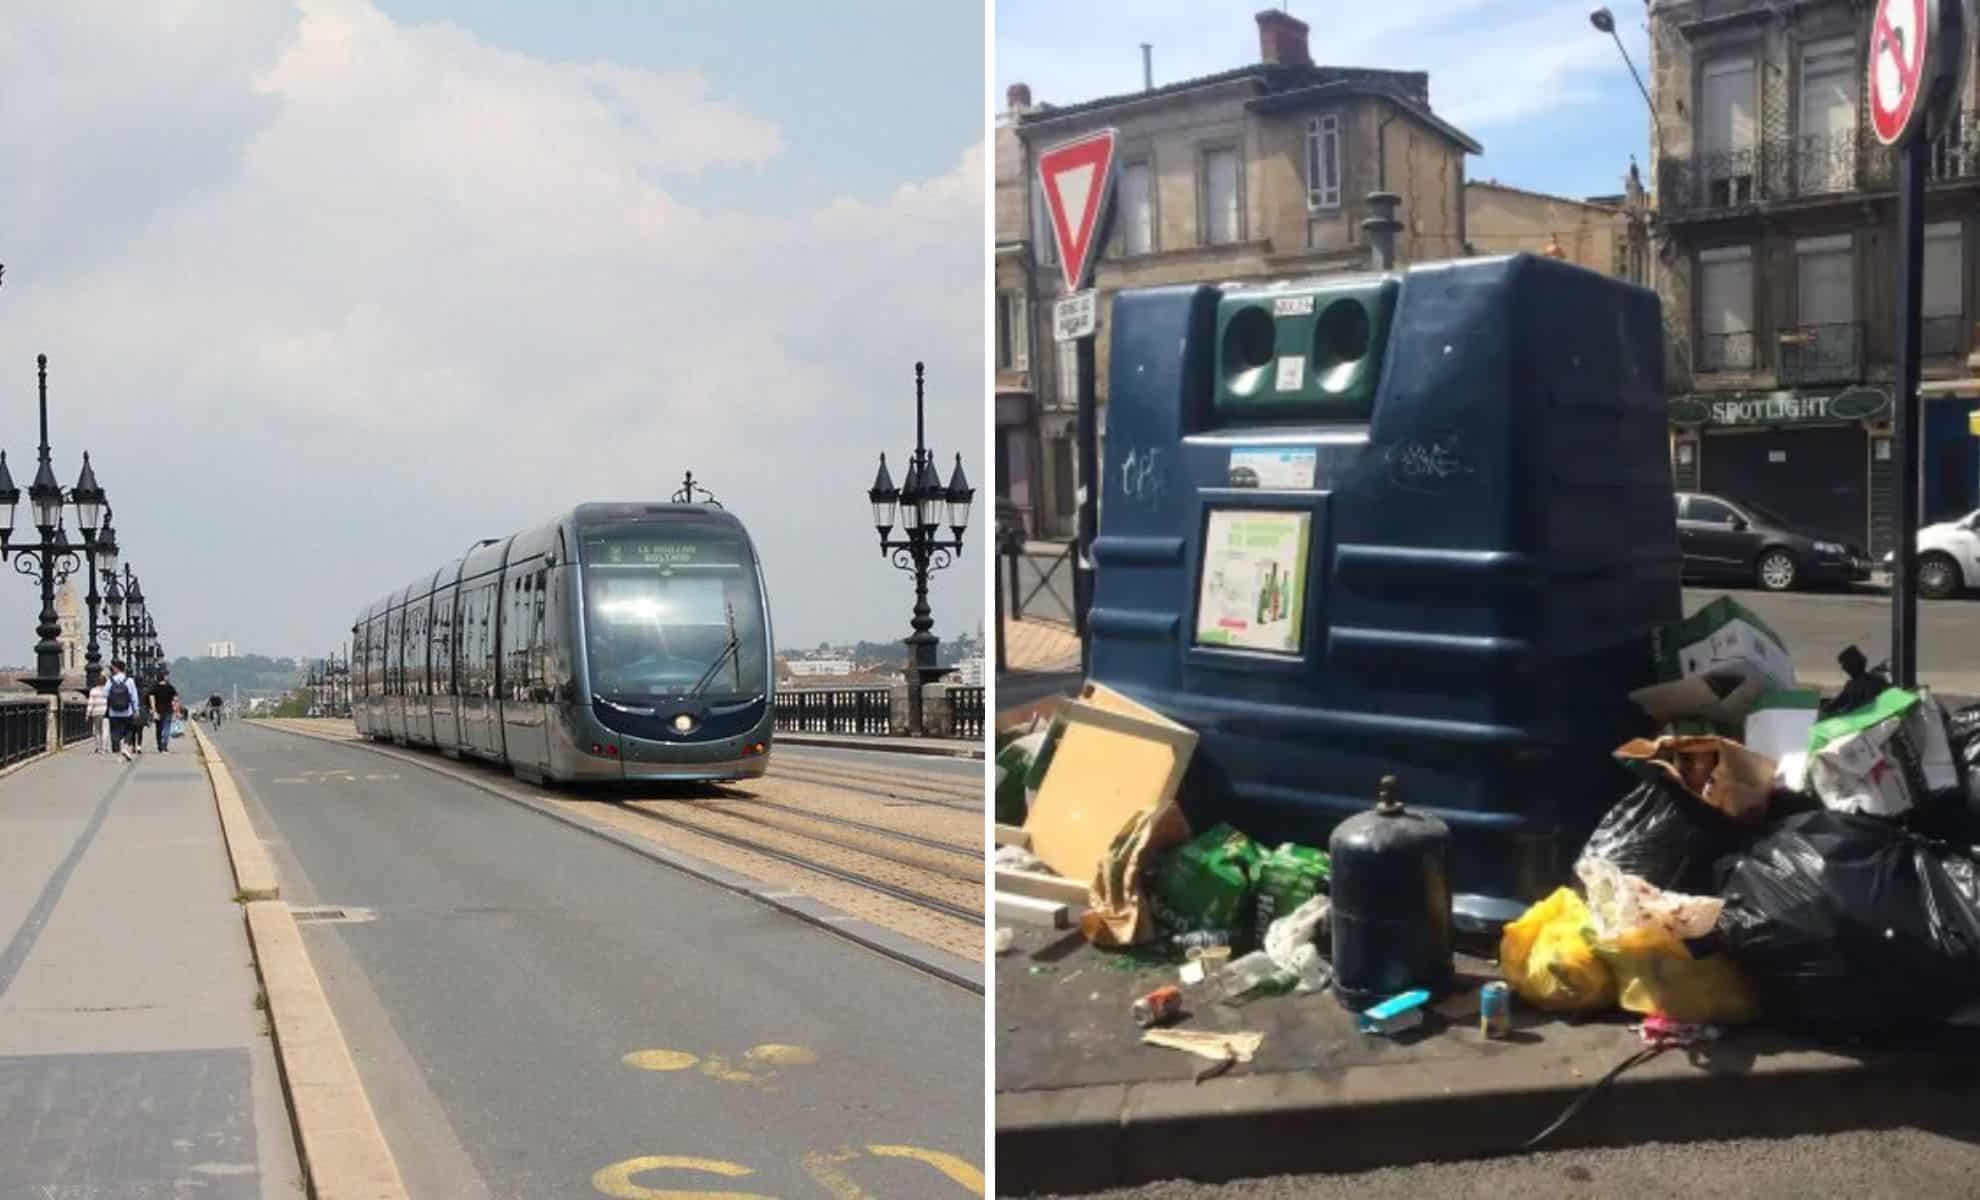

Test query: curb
[778,732,985,760]
[252,721,984,994]
[995,1033,1980,1195]
[189,724,410,1200]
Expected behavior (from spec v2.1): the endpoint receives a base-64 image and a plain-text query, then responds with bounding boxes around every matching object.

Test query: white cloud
[0,0,984,658]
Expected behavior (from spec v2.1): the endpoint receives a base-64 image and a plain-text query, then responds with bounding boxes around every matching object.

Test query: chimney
[1362,192,1402,271]
[1255,9,1311,67]
[1007,82,1032,112]
[1141,43,1153,92]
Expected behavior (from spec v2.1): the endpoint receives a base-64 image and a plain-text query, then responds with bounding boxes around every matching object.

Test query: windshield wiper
[687,601,743,698]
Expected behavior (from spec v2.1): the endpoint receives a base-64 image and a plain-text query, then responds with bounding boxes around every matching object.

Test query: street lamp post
[84,506,117,688]
[0,356,110,695]
[866,362,974,737]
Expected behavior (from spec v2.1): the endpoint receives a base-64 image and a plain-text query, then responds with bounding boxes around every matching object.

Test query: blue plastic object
[1088,253,1682,930]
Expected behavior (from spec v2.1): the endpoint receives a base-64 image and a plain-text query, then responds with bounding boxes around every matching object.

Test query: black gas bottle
[1330,776,1454,1011]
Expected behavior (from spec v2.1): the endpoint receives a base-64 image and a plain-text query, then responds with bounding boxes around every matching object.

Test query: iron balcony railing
[0,698,49,767]
[774,687,893,736]
[1697,330,1757,372]
[1775,322,1864,387]
[1660,116,1980,218]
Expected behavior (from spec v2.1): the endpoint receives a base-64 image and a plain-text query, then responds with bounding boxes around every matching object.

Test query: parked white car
[1882,508,1980,599]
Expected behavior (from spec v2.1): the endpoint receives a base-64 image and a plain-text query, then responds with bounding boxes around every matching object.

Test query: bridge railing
[774,687,894,736]
[0,697,51,767]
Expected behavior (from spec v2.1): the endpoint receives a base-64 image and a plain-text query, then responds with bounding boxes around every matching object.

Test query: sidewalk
[778,730,984,759]
[0,740,302,1196]
[995,925,1980,1195]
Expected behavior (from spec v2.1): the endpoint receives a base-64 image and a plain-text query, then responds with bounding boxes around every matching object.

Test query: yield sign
[1869,0,1930,146]
[1036,129,1118,295]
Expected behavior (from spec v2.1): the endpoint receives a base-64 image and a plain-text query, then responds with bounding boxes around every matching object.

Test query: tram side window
[508,573,529,701]
[529,569,547,697]
[414,605,429,698]
[462,587,480,699]
[482,582,500,698]
[433,591,452,697]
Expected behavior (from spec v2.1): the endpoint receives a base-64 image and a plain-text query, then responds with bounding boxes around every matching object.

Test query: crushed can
[1480,981,1511,1039]
[1132,984,1184,1028]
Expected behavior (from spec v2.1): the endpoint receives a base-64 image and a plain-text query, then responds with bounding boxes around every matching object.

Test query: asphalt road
[1056,1124,1980,1199]
[213,722,983,1199]
[1683,584,1980,686]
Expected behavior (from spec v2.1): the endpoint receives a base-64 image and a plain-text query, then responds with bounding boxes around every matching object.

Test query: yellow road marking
[591,1155,771,1199]
[622,1049,700,1072]
[696,1055,759,1084]
[743,1044,817,1067]
[798,1148,870,1200]
[867,1145,984,1195]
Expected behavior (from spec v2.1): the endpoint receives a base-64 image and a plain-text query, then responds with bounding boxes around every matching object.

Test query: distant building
[208,641,236,658]
[952,656,984,687]
[1463,176,1651,285]
[787,658,854,678]
[56,581,83,674]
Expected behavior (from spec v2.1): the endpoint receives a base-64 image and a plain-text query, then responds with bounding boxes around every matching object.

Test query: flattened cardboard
[1022,699,1199,883]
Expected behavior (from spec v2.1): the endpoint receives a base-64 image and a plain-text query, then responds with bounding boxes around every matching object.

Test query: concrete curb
[190,723,410,1200]
[190,723,278,900]
[252,721,985,994]
[778,732,985,760]
[995,1033,1980,1194]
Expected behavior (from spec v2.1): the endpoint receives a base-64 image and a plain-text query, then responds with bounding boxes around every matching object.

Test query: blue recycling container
[1089,252,1682,930]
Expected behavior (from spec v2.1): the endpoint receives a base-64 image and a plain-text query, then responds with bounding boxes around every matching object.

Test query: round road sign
[1870,0,1930,145]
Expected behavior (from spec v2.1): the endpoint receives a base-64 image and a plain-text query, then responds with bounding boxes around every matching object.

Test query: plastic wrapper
[1211,950,1297,1006]
[1577,856,1723,942]
[1262,894,1332,993]
[1715,810,1980,1035]
[1806,688,1929,817]
[1251,842,1329,949]
[1591,925,1759,1025]
[1577,778,1748,896]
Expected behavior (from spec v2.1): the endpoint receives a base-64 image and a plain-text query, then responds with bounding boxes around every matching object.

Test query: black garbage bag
[1577,778,1749,896]
[1715,811,1980,1036]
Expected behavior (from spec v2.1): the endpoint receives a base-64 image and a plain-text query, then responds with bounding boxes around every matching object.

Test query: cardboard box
[1743,688,1822,761]
[1651,596,1797,690]
[1629,669,1771,728]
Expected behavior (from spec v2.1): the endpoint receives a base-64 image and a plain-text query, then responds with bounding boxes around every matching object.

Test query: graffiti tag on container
[1385,433,1475,494]
[1119,447,1167,503]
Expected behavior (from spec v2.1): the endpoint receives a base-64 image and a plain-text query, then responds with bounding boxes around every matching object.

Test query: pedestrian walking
[85,679,109,753]
[105,659,141,761]
[149,670,179,753]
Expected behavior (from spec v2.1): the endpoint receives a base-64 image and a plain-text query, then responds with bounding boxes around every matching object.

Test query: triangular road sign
[1037,129,1118,295]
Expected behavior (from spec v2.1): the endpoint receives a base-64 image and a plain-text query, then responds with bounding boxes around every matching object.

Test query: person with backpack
[105,660,141,761]
[149,671,180,753]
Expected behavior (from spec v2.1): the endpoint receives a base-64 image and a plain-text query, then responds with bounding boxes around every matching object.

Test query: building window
[1795,233,1853,327]
[1697,245,1755,370]
[1306,114,1342,211]
[1031,173,1057,268]
[996,292,1014,369]
[1925,221,1964,355]
[1202,146,1240,246]
[1700,56,1756,205]
[1798,38,1858,194]
[1117,159,1154,256]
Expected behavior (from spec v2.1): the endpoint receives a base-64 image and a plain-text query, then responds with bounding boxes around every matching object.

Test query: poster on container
[1194,509,1311,654]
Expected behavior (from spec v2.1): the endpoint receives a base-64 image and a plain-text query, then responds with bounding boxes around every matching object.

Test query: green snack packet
[1252,842,1331,947]
[994,729,1046,826]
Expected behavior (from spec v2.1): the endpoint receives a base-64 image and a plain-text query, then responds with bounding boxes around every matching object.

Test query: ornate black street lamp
[84,506,117,688]
[105,564,144,678]
[0,356,110,695]
[867,362,974,736]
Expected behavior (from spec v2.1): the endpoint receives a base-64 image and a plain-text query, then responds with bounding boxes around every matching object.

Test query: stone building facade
[995,9,1481,539]
[1463,176,1653,286]
[1650,0,1980,555]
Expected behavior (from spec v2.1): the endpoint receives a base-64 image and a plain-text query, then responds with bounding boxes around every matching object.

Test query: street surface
[215,721,983,1199]
[1054,1125,1980,1198]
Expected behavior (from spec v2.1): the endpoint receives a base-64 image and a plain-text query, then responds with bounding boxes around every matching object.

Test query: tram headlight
[673,714,694,733]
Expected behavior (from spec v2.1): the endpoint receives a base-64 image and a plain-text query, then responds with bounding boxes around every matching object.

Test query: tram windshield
[580,519,768,700]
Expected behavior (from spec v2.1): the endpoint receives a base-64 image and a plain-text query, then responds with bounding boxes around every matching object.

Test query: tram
[351,500,774,783]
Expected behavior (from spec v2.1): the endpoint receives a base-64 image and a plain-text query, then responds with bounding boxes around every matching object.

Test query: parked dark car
[1675,491,1871,592]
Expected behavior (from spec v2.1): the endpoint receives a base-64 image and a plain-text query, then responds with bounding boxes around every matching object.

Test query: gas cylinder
[1329,776,1454,1011]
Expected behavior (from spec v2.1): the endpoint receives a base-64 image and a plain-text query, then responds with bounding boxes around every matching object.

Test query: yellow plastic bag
[1500,888,1616,1013]
[1594,925,1760,1025]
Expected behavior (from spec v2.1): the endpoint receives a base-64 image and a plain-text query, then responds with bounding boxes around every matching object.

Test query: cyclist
[208,693,225,728]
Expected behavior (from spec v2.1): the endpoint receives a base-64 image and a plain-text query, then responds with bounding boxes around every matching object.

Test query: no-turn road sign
[1870,0,1931,145]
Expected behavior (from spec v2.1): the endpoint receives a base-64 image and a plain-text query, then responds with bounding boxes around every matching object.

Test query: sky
[0,0,985,665]
[995,0,1657,202]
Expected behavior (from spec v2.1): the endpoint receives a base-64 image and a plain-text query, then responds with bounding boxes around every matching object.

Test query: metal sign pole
[1073,199,1118,679]
[1893,136,1926,688]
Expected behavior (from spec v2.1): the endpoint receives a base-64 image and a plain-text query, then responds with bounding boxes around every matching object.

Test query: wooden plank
[1021,699,1198,882]
[994,824,1031,848]
[995,866,1089,907]
[995,891,1069,928]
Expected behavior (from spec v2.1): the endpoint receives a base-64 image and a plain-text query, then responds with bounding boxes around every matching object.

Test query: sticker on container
[1273,295,1315,317]
[1229,447,1317,490]
[1195,509,1310,655]
[1274,355,1305,391]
